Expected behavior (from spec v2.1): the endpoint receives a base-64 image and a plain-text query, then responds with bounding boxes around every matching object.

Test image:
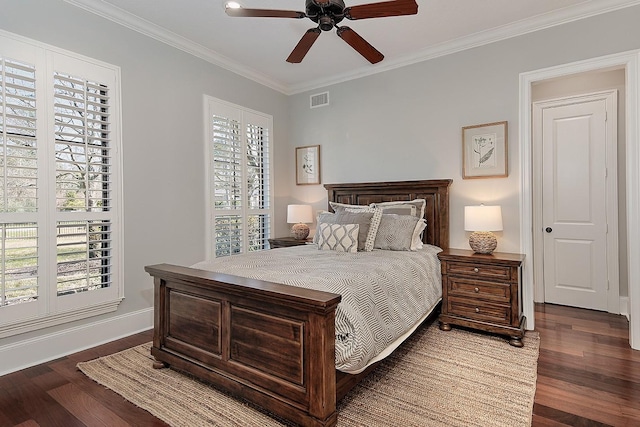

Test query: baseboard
[0,307,153,377]
[620,296,630,320]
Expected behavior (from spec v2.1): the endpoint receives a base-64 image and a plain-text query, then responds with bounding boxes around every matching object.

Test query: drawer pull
[473,268,479,273]
[475,307,480,313]
[474,287,479,293]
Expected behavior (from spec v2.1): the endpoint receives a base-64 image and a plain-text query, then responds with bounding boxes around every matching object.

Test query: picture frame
[462,121,508,179]
[296,145,321,185]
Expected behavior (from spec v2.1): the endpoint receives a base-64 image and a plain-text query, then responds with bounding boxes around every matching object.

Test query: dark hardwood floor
[0,303,638,426]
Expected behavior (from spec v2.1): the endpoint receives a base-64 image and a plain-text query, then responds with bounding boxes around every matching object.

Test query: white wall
[0,0,289,362]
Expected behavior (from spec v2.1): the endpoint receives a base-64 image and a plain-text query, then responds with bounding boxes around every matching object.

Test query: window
[0,32,122,337]
[205,96,273,258]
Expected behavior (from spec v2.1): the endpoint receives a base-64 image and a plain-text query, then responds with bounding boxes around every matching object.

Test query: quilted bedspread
[191,244,442,373]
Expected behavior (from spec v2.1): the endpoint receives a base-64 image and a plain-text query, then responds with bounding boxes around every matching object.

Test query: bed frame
[145,179,451,427]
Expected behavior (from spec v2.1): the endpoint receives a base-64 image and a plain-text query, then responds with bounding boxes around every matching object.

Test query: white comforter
[191,244,442,373]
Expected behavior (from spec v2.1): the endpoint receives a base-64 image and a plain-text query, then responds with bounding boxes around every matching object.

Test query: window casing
[0,31,123,337]
[205,96,273,259]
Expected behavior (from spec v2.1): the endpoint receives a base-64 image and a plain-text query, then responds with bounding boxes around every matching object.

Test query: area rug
[78,324,540,427]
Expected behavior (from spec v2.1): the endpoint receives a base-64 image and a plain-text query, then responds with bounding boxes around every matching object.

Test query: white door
[536,92,618,311]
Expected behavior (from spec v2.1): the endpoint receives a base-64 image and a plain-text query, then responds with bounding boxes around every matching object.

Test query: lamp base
[291,223,310,240]
[469,231,497,254]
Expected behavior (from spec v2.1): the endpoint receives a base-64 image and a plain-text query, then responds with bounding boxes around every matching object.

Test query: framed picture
[462,121,508,179]
[296,145,321,185]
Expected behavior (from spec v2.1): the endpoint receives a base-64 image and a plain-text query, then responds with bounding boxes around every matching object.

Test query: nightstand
[268,236,312,249]
[438,248,526,347]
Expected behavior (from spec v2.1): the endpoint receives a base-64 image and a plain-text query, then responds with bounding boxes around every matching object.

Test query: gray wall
[0,0,290,345]
[1,0,639,352]
[287,5,640,300]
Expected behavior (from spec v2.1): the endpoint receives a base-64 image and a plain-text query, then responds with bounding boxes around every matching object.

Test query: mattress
[191,243,442,373]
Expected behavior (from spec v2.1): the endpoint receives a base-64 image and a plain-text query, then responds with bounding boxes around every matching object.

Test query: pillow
[375,204,416,216]
[316,211,374,251]
[329,201,368,213]
[345,206,382,252]
[411,219,427,250]
[317,223,359,253]
[372,199,426,219]
[374,214,421,251]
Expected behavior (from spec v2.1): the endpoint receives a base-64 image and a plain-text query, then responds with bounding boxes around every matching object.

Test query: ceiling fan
[225,0,419,64]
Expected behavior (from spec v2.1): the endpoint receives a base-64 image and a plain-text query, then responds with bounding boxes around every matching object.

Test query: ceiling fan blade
[225,7,306,19]
[336,26,384,64]
[286,28,322,63]
[344,0,418,20]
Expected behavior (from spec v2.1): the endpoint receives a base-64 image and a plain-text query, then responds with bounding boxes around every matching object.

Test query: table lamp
[464,205,503,254]
[287,204,313,240]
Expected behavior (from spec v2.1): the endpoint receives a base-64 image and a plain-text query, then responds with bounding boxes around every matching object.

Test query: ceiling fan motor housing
[306,0,346,30]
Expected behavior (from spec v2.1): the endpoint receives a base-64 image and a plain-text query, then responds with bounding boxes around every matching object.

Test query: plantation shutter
[245,117,271,251]
[1,31,123,337]
[207,97,273,258]
[0,57,39,308]
[53,70,114,297]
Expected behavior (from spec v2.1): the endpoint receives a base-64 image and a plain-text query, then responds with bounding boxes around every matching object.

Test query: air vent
[310,92,329,109]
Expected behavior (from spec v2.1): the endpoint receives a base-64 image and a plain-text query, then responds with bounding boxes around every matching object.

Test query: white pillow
[317,223,359,253]
[372,199,426,219]
[411,219,427,250]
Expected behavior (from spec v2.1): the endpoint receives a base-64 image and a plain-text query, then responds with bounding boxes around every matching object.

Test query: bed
[145,179,452,427]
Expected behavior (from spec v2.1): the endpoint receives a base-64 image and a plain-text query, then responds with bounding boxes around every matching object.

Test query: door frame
[519,50,640,350]
[532,90,619,311]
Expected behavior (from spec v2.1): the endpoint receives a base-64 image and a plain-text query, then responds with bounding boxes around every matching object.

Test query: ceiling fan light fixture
[318,15,334,31]
[225,1,242,10]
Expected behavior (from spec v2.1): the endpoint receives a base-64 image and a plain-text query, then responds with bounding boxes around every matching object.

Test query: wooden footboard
[146,179,452,426]
[145,263,342,427]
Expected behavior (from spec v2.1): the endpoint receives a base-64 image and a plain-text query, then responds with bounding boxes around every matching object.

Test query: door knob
[545,227,553,233]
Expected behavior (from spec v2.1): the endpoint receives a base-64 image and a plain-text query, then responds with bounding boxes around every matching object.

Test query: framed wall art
[462,121,508,179]
[296,145,321,185]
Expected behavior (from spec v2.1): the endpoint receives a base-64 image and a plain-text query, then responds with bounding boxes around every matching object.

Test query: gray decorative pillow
[374,214,421,251]
[317,211,373,251]
[345,206,382,252]
[317,223,359,253]
[372,199,426,219]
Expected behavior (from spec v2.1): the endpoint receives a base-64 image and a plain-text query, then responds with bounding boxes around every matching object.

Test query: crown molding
[287,0,640,94]
[65,0,640,96]
[63,0,289,94]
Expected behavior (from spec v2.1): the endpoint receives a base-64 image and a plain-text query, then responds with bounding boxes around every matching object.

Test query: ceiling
[65,0,640,94]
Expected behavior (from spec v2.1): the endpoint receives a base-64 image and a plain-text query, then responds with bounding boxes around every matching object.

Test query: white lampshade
[464,205,503,232]
[287,204,313,224]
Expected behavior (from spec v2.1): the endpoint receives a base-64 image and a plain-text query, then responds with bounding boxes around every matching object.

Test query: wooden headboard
[324,179,452,250]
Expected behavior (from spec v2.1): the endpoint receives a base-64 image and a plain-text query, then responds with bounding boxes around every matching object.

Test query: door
[536,92,617,311]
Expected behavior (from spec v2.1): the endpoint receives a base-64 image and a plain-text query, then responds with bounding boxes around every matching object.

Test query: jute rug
[78,323,539,427]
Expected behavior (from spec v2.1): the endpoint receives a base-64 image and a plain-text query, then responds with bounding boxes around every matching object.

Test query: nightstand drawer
[447,297,511,324]
[446,262,511,280]
[448,277,510,303]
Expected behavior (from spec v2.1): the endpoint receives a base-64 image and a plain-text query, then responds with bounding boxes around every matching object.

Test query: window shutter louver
[1,58,38,213]
[54,72,111,213]
[0,222,38,307]
[1,57,39,308]
[56,220,111,296]
[245,122,270,251]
